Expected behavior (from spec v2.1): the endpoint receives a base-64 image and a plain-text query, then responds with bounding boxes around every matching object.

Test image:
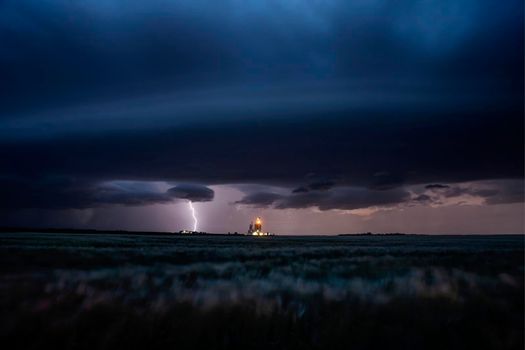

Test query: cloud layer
[236,180,524,212]
[0,1,522,230]
[168,184,215,202]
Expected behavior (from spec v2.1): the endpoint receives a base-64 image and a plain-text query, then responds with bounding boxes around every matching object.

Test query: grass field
[0,233,523,349]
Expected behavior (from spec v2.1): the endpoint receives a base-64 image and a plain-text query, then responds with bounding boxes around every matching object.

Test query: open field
[0,233,523,350]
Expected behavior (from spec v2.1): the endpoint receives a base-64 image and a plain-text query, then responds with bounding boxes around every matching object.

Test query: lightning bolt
[188,200,198,232]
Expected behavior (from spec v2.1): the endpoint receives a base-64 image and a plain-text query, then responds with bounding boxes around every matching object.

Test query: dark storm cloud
[308,180,336,191]
[0,0,522,114]
[1,112,521,189]
[237,180,524,211]
[369,172,405,190]
[0,1,523,214]
[0,176,172,210]
[168,184,214,202]
[292,187,309,194]
[412,194,432,203]
[284,188,411,211]
[411,180,524,206]
[424,184,499,199]
[236,187,411,211]
[291,179,337,193]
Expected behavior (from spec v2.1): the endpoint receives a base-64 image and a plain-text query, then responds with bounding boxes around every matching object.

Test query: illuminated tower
[254,217,262,232]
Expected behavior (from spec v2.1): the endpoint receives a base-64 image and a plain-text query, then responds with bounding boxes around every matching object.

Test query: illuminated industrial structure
[248,217,268,236]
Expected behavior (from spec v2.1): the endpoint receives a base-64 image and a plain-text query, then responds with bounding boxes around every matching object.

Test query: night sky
[1,0,523,234]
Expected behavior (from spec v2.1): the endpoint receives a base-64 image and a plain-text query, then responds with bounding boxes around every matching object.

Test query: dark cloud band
[168,184,214,202]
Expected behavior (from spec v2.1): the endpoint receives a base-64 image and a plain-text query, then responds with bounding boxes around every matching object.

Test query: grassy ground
[0,233,523,349]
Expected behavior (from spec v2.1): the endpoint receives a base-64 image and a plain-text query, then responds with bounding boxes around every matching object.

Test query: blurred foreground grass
[0,233,523,350]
